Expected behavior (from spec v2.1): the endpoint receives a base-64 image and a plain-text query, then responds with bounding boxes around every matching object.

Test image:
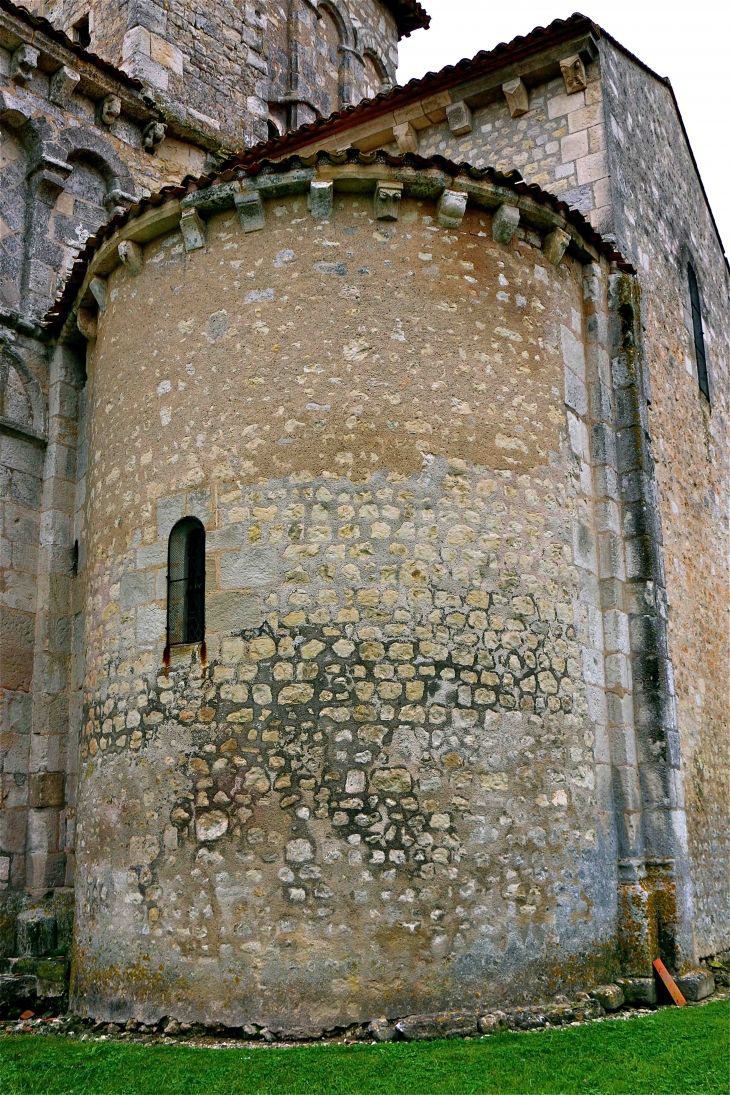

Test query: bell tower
[38,0,424,147]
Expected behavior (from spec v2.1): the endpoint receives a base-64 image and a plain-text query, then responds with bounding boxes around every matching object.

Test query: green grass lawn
[0,1000,727,1095]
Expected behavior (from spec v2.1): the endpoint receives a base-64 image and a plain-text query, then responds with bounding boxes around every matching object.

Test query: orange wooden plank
[653,958,687,1006]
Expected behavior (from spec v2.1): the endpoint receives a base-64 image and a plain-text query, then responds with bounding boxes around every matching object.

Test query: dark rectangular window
[688,263,710,400]
[73,15,91,49]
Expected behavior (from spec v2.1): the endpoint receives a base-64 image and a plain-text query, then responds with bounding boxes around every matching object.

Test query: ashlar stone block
[28,772,65,809]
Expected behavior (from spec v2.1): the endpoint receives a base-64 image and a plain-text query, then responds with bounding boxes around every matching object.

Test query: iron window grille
[167,517,206,645]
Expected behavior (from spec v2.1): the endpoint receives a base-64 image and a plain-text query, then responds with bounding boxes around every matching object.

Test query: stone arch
[0,342,45,435]
[58,127,135,208]
[361,48,391,99]
[0,118,29,311]
[315,0,355,50]
[356,30,396,85]
[313,3,345,117]
[54,128,136,284]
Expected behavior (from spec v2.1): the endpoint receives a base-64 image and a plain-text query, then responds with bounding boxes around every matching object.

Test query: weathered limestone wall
[414,58,610,236]
[44,0,399,145]
[0,335,48,894]
[68,171,625,1028]
[0,0,229,909]
[599,38,730,959]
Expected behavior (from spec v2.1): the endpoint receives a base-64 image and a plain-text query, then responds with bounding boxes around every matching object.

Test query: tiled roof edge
[384,0,430,37]
[226,13,596,168]
[1,0,143,90]
[43,146,636,335]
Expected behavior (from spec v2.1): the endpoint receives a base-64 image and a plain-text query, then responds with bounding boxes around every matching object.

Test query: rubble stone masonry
[59,154,677,1029]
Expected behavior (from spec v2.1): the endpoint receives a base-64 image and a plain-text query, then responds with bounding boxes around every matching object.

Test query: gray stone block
[16,909,56,957]
[219,548,278,590]
[137,542,167,569]
[367,1016,396,1041]
[675,969,714,1002]
[120,570,156,611]
[29,772,64,809]
[206,591,261,633]
[157,494,185,541]
[136,603,166,647]
[616,978,657,1006]
[0,974,38,1008]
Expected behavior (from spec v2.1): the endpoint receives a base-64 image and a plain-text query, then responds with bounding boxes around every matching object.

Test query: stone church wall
[63,161,630,1028]
[599,38,730,960]
[0,0,231,911]
[44,0,400,145]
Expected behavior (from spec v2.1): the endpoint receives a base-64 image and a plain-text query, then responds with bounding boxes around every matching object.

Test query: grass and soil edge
[0,995,727,1095]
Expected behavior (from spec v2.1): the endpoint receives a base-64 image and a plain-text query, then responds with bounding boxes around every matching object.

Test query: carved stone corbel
[50,66,81,108]
[560,54,588,95]
[98,94,122,127]
[89,277,108,313]
[502,77,529,118]
[142,121,167,153]
[492,203,520,245]
[181,208,206,251]
[374,180,402,221]
[543,227,571,265]
[234,191,265,233]
[308,180,333,220]
[77,307,98,341]
[10,45,39,86]
[118,240,143,276]
[437,189,468,228]
[446,100,473,137]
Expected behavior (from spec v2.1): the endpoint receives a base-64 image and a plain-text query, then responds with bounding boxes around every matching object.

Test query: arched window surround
[167,516,206,647]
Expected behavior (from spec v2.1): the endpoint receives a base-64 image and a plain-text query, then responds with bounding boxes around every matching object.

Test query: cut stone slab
[617,977,657,1006]
[675,968,715,1002]
[395,1011,478,1040]
[0,974,37,1009]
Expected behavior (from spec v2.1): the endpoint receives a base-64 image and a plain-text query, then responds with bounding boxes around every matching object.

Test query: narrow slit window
[73,15,91,49]
[688,263,710,400]
[167,517,206,645]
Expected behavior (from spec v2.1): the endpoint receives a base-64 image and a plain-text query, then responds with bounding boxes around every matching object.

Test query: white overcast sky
[397,0,730,255]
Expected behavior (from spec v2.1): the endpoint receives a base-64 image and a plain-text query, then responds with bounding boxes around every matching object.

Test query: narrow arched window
[167,517,205,646]
[688,263,710,400]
